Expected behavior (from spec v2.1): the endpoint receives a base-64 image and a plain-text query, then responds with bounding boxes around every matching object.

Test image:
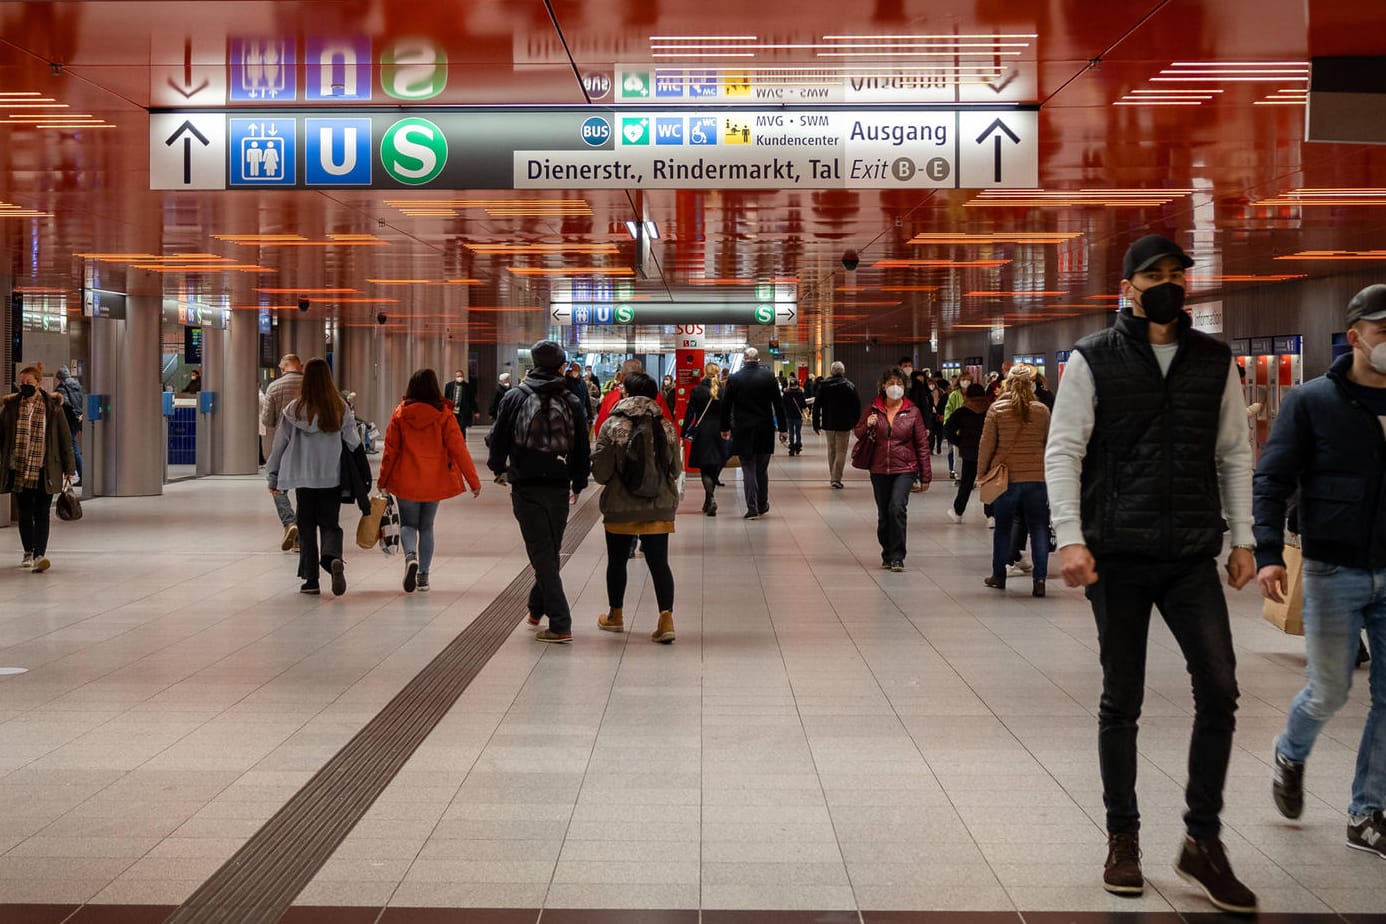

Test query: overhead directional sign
[150,113,226,190]
[550,302,796,327]
[147,107,1037,190]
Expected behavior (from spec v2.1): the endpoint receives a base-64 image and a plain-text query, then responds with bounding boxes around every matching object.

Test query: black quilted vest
[1075,311,1231,561]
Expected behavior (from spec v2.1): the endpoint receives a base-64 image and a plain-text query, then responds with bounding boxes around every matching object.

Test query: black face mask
[18,384,36,398]
[1132,281,1186,325]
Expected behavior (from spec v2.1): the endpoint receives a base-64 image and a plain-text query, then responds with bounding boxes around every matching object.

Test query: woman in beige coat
[977,363,1052,596]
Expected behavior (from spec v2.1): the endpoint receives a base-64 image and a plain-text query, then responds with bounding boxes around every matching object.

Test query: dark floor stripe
[160,498,604,924]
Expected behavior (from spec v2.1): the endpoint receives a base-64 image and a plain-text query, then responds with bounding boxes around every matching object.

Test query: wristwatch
[1232,544,1256,551]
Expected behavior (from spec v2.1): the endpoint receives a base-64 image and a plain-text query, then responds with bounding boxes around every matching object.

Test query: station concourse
[2,1,1386,922]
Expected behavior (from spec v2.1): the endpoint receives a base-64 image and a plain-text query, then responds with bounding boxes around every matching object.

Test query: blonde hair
[1002,363,1038,423]
[704,362,721,399]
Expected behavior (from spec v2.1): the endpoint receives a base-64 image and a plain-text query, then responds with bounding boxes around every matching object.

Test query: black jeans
[294,487,343,582]
[953,458,978,515]
[16,487,53,557]
[605,530,675,612]
[741,451,772,514]
[510,483,573,633]
[870,472,914,564]
[1087,558,1239,839]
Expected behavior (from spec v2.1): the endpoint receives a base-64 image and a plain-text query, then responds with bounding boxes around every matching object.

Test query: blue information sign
[305,118,372,185]
[305,37,372,101]
[229,37,296,102]
[229,118,296,186]
[655,117,685,145]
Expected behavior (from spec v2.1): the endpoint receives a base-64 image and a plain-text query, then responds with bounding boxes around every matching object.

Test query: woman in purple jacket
[853,367,933,572]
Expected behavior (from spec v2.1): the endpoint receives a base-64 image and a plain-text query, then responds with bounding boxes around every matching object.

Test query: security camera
[376,313,388,326]
[297,298,310,312]
[842,250,859,272]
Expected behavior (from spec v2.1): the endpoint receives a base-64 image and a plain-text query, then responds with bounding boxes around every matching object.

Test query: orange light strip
[507,267,634,276]
[873,259,1011,268]
[688,277,755,285]
[908,232,1082,244]
[1274,251,1386,261]
[963,290,1068,297]
[1190,274,1307,282]
[257,288,361,294]
[466,243,618,254]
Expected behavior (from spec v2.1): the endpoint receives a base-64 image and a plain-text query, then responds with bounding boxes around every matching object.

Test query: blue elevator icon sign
[229,119,296,186]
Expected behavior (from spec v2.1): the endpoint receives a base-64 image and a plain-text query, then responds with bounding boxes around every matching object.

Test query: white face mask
[455,376,463,382]
[1364,337,1386,374]
[885,384,905,401]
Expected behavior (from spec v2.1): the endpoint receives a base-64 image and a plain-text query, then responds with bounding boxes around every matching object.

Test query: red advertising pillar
[674,323,705,471]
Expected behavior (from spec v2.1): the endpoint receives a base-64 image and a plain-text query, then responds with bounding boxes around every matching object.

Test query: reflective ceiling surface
[1,0,1384,344]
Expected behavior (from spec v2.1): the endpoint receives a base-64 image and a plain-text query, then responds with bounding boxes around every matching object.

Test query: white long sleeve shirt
[1043,345,1254,552]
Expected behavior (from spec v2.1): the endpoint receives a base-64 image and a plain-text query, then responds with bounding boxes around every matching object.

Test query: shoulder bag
[977,410,1022,504]
[850,412,878,470]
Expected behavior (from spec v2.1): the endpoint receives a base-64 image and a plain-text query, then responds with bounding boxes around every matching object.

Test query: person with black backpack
[486,340,591,643]
[592,372,682,643]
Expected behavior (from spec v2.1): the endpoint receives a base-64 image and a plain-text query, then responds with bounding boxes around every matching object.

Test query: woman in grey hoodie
[266,359,360,596]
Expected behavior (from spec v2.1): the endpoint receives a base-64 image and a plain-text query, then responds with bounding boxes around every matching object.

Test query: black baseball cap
[1122,234,1194,280]
[1347,284,1386,325]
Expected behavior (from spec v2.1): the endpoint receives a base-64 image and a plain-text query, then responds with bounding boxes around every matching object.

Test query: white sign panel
[150,113,227,190]
[516,109,1037,190]
[1191,302,1224,334]
[149,35,227,107]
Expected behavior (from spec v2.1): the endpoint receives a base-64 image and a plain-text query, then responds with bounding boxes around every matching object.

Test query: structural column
[279,315,326,363]
[90,291,163,496]
[208,309,260,474]
[336,324,383,430]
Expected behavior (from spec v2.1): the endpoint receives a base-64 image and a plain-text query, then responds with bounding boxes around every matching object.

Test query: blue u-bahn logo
[580,116,612,147]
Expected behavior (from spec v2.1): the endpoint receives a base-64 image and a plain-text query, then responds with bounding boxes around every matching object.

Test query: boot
[706,500,718,517]
[651,610,675,644]
[598,607,624,632]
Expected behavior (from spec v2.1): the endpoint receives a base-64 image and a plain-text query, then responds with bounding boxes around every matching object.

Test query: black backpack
[512,382,576,461]
[618,413,671,499]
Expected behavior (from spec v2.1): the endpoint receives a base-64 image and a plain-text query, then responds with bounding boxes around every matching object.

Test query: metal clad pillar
[211,309,260,474]
[90,293,163,496]
[280,316,327,364]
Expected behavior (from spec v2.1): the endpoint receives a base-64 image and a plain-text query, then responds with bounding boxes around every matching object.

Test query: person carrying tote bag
[266,358,360,597]
[377,369,482,594]
[977,363,1052,596]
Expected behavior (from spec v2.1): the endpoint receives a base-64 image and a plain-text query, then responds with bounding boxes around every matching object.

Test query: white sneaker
[986,517,995,529]
[1014,554,1033,574]
[20,553,33,568]
[946,510,963,524]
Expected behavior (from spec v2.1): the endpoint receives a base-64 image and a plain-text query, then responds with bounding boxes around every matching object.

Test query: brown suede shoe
[1103,832,1144,896]
[597,608,624,632]
[651,610,675,644]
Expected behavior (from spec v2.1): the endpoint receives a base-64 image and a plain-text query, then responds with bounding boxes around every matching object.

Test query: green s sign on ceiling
[381,39,448,101]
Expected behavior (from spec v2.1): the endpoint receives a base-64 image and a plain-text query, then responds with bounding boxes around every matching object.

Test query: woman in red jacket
[853,367,932,572]
[378,369,483,593]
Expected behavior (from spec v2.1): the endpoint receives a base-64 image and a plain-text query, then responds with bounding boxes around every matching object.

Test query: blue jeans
[396,499,440,575]
[273,490,295,527]
[991,481,1050,580]
[1277,561,1386,817]
[787,416,802,451]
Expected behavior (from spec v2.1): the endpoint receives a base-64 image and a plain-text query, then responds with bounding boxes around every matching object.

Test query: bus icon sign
[580,116,612,147]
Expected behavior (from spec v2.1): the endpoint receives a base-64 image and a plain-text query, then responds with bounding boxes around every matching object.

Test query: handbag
[850,414,877,470]
[1262,544,1305,635]
[378,493,401,556]
[978,463,1010,504]
[356,495,387,549]
[55,485,82,521]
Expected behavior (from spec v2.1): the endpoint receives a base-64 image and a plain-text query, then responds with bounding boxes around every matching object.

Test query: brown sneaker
[651,610,675,644]
[1175,837,1257,914]
[1103,832,1143,895]
[597,608,624,632]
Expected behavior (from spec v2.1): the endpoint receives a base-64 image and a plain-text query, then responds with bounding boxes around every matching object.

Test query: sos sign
[676,323,704,348]
[580,116,612,147]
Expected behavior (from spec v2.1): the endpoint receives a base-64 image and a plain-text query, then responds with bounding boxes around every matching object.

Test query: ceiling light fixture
[1273,250,1386,261]
[507,267,635,276]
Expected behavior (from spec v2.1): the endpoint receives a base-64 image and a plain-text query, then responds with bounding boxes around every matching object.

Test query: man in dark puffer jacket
[1045,235,1258,913]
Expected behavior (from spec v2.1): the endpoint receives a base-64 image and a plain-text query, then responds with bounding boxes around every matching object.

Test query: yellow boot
[651,610,675,644]
[597,608,624,632]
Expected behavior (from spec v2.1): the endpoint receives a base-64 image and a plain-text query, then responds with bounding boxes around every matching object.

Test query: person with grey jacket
[261,353,305,551]
[266,359,359,597]
[591,372,682,643]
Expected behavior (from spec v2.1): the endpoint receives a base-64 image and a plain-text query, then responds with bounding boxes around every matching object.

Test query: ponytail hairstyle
[294,358,345,432]
[703,362,721,400]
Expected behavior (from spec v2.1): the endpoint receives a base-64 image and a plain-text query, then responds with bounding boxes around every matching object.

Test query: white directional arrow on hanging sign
[956,110,1038,189]
[149,112,226,190]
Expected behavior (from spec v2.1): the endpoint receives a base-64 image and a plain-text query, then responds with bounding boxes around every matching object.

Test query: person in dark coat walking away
[1,365,76,572]
[54,366,84,485]
[853,367,931,571]
[443,369,477,437]
[811,361,860,488]
[783,377,808,455]
[682,362,728,515]
[592,372,683,643]
[487,341,591,643]
[943,383,988,522]
[719,347,788,519]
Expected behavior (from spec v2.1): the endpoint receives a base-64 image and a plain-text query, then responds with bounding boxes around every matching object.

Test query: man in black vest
[719,347,788,519]
[1045,235,1257,913]
[1254,284,1386,858]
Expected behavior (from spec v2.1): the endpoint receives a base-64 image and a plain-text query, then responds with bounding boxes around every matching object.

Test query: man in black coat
[811,361,860,488]
[719,347,787,519]
[444,370,476,437]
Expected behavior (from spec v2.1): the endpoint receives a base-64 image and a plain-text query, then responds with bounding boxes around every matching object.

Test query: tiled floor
[1,432,1383,919]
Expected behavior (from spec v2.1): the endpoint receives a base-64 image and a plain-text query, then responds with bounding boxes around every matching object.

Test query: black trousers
[605,530,675,612]
[741,452,772,514]
[1087,558,1239,839]
[16,487,53,557]
[510,483,572,633]
[953,458,978,515]
[294,487,343,582]
[870,472,914,564]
